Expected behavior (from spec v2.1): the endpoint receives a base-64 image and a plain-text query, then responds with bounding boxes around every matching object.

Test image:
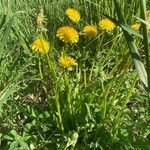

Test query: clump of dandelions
[56,26,79,44]
[66,8,80,23]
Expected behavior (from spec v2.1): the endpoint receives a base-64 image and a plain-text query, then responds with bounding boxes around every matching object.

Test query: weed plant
[0,0,149,149]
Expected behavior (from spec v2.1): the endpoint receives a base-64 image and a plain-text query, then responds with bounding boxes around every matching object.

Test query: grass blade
[140,0,150,93]
[113,0,148,88]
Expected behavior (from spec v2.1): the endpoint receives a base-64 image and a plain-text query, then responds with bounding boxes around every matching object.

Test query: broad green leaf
[9,141,19,150]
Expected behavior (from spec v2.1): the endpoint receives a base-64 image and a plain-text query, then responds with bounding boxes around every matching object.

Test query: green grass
[0,0,150,149]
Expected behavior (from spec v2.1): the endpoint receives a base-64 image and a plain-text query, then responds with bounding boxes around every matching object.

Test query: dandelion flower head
[66,8,80,23]
[132,23,141,30]
[56,26,79,44]
[31,38,49,54]
[99,18,116,31]
[59,55,77,69]
[83,25,98,38]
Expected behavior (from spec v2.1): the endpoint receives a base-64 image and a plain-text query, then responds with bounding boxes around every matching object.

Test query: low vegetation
[0,0,149,149]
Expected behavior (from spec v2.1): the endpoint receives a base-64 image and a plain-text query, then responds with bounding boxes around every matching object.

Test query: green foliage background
[0,0,149,149]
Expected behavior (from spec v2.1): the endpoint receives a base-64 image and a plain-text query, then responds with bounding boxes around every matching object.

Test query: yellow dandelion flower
[99,18,116,31]
[59,55,77,69]
[132,23,141,30]
[66,8,80,23]
[56,26,79,44]
[31,39,49,54]
[83,25,98,38]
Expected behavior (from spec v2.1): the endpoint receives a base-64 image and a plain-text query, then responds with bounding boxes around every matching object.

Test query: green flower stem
[46,54,56,79]
[38,57,57,123]
[97,33,104,51]
[83,69,87,88]
[95,80,113,137]
[88,61,95,83]
[38,57,51,108]
[64,71,73,126]
[112,75,138,136]
[55,80,64,132]
[110,60,131,107]
[38,58,44,80]
[102,80,114,119]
